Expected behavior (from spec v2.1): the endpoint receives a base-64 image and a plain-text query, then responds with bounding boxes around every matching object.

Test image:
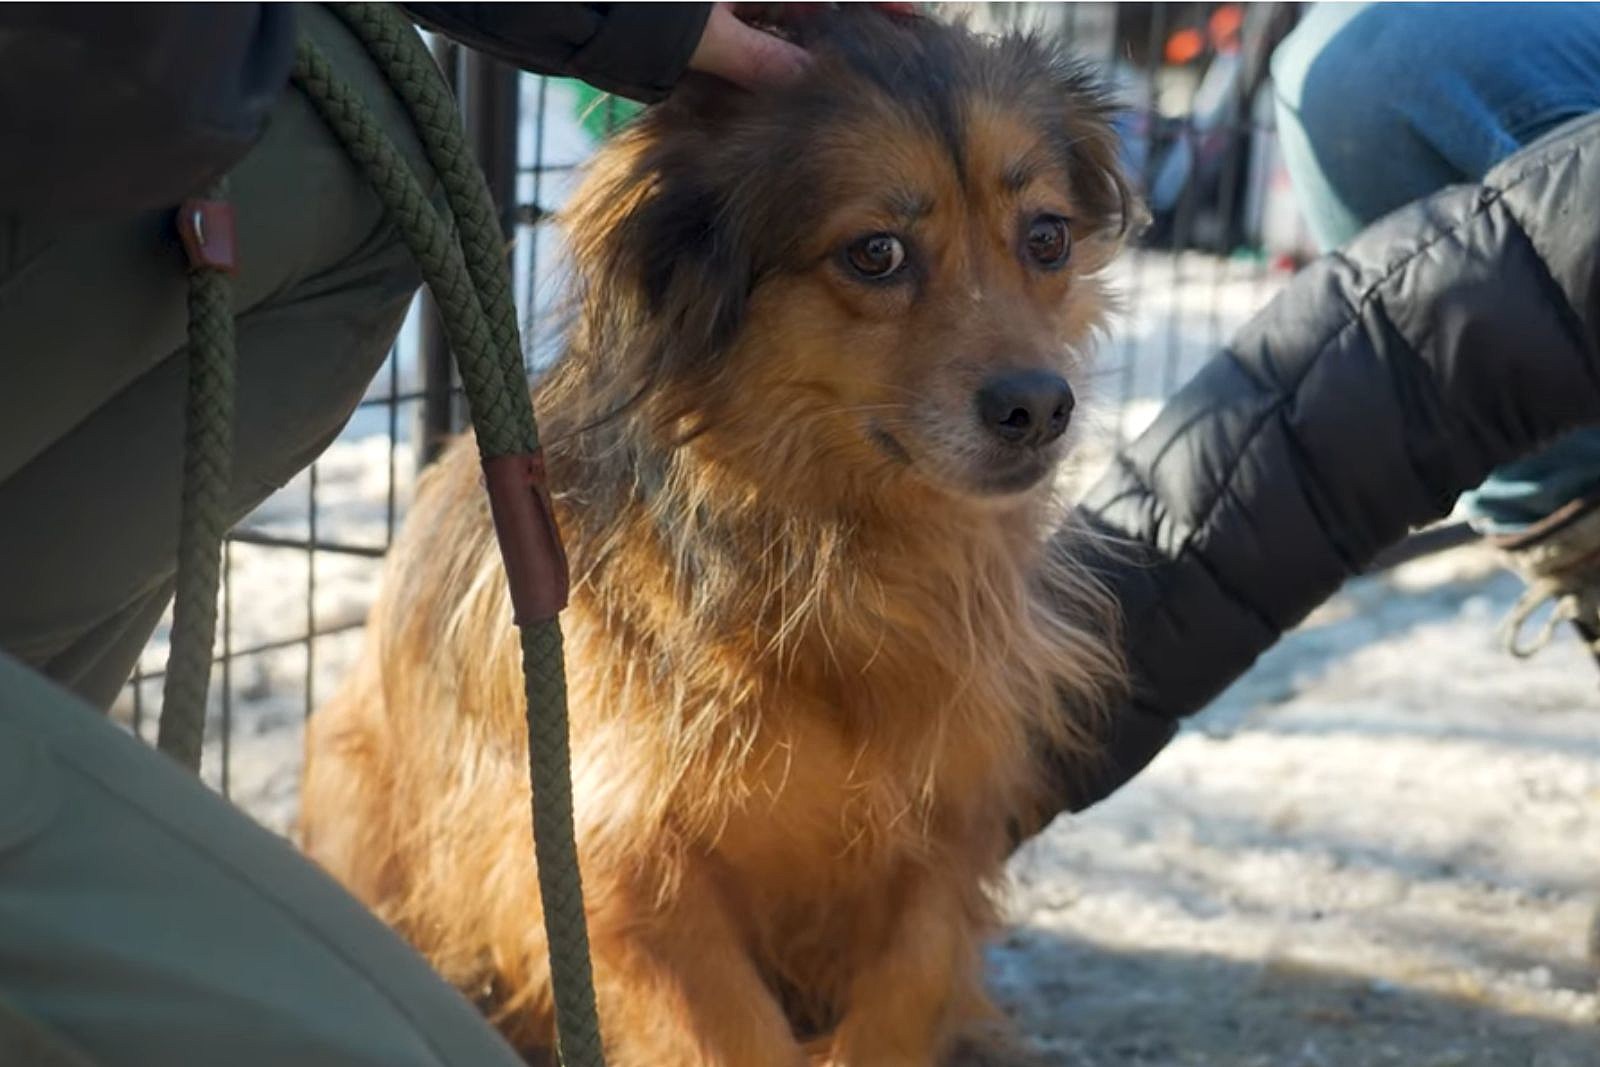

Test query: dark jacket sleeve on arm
[0,3,296,215]
[1051,113,1600,815]
[400,3,712,103]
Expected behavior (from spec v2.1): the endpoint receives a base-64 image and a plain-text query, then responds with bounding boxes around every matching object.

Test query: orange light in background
[1210,4,1243,53]
[1165,27,1204,65]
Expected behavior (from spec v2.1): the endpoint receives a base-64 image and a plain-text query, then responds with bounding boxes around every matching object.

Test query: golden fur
[301,11,1136,1065]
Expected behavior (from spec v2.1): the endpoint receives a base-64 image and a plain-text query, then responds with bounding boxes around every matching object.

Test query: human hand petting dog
[689,2,918,89]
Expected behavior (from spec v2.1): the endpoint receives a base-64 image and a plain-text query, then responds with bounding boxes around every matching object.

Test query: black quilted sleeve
[1053,114,1600,814]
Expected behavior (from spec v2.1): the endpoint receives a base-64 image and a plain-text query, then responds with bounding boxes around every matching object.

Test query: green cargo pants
[0,6,523,1064]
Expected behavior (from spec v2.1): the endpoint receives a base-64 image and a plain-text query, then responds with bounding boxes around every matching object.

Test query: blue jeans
[1271,2,1600,533]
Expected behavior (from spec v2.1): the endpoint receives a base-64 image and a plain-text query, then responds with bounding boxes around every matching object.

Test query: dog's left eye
[1024,215,1072,269]
[844,233,907,280]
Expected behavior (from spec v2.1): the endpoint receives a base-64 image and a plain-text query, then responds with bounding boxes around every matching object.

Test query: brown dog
[301,10,1134,1065]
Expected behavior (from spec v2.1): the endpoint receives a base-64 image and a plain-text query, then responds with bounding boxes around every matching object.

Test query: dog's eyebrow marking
[1001,157,1046,193]
[1000,146,1058,194]
[881,190,934,224]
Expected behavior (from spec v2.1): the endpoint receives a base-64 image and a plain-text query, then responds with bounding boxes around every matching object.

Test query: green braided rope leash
[157,181,235,770]
[156,4,604,1063]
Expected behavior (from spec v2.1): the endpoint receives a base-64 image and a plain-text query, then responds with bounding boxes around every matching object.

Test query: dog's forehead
[769,28,1079,190]
[762,24,1128,237]
[789,83,1072,208]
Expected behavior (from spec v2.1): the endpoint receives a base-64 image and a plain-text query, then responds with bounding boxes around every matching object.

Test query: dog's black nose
[975,370,1075,447]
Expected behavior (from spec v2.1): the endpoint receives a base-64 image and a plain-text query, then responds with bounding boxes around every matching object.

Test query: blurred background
[113,5,1598,1063]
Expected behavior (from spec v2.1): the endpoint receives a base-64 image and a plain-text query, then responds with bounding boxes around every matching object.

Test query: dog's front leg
[823,875,988,1067]
[589,865,808,1067]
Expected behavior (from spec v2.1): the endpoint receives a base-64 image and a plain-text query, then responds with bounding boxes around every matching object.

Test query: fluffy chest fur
[559,448,1096,901]
[554,457,1099,1040]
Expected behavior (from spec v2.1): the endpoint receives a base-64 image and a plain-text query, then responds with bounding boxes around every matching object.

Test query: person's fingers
[690,2,923,92]
[689,4,812,90]
[731,2,919,24]
[730,2,827,21]
[720,12,814,88]
[738,2,920,17]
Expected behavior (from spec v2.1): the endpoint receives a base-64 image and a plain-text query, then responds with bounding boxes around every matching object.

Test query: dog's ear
[627,167,754,373]
[564,111,765,409]
[1036,49,1149,265]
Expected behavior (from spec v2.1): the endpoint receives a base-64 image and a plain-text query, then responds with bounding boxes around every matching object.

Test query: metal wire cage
[114,2,1351,828]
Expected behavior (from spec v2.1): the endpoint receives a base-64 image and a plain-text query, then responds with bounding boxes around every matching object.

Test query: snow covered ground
[1001,544,1600,1065]
[107,67,1598,1066]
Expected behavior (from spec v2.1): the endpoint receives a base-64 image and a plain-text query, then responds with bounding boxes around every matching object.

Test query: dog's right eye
[844,234,907,280]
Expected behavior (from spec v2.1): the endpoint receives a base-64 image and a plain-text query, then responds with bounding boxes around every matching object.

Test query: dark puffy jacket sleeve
[0,4,707,215]
[0,4,296,215]
[1053,113,1600,813]
[401,3,712,103]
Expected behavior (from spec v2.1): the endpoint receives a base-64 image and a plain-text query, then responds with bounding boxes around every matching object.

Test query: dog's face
[742,83,1128,500]
[564,11,1136,504]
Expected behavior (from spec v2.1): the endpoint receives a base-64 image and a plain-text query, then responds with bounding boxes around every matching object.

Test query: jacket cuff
[1058,703,1180,813]
[571,4,713,103]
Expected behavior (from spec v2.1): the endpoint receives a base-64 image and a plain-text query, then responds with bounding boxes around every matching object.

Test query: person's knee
[1273,6,1421,178]
[1270,5,1465,245]
[1269,10,1374,247]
